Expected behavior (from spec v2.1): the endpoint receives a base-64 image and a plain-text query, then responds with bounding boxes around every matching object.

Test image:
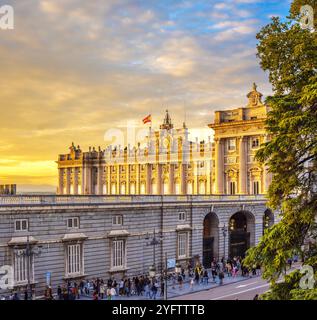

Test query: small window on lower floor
[15,219,28,232]
[253,181,260,195]
[111,239,125,269]
[178,233,188,258]
[112,215,123,226]
[66,243,83,276]
[229,182,236,195]
[178,212,186,222]
[67,217,79,229]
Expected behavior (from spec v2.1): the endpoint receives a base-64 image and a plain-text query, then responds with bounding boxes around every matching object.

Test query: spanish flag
[142,114,152,124]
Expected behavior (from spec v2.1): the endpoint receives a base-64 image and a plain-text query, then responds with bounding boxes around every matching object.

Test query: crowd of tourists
[42,256,262,300]
[1,256,265,300]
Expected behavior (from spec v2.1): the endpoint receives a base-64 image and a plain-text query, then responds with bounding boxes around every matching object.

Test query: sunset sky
[0,0,290,192]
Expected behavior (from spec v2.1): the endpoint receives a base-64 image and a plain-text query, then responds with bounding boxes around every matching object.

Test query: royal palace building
[57,83,271,197]
[0,84,276,298]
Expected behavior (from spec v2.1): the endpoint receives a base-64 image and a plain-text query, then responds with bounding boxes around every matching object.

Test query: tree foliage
[243,0,317,299]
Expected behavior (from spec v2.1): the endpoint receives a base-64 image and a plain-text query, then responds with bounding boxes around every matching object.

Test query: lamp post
[222,224,227,260]
[145,228,162,277]
[14,235,42,300]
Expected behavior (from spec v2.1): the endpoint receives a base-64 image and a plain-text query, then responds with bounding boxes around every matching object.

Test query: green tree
[243,0,317,299]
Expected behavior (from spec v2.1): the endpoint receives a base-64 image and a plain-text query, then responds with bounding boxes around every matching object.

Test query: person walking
[99,283,105,300]
[57,285,62,300]
[151,281,158,300]
[219,270,224,285]
[211,261,217,283]
[203,270,209,285]
[160,280,164,297]
[110,286,116,300]
[106,287,112,300]
[190,277,195,291]
[92,290,98,300]
[177,273,183,290]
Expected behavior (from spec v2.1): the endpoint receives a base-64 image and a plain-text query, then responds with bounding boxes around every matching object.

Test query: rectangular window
[229,182,236,195]
[228,138,236,151]
[14,250,34,284]
[112,215,123,226]
[66,244,82,276]
[178,233,187,258]
[67,217,79,229]
[15,219,28,232]
[178,212,186,221]
[251,137,260,149]
[112,240,125,269]
[253,181,260,195]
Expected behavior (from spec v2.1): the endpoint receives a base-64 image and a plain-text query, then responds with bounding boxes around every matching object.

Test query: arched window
[199,180,206,195]
[130,182,136,195]
[187,181,193,194]
[140,182,146,195]
[120,183,126,195]
[151,179,157,195]
[163,179,169,195]
[111,183,116,195]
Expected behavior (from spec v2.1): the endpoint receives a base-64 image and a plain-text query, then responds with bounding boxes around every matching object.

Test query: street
[172,275,270,300]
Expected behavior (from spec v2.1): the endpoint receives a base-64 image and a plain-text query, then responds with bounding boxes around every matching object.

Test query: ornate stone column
[193,161,198,194]
[146,164,151,194]
[74,168,79,195]
[136,164,140,194]
[215,138,224,194]
[263,134,270,194]
[107,165,111,195]
[169,164,174,194]
[206,160,212,194]
[181,164,187,194]
[239,136,247,194]
[66,168,71,194]
[97,164,103,195]
[58,169,63,194]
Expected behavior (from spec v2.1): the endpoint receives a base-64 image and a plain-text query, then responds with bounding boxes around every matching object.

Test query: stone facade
[57,84,270,197]
[0,194,273,298]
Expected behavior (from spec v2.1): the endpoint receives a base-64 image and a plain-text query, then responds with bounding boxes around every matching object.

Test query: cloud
[0,0,285,191]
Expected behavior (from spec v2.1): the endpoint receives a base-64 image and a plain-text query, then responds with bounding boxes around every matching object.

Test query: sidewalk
[78,273,260,301]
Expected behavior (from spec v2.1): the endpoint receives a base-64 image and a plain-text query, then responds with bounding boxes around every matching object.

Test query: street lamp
[14,235,42,300]
[222,224,228,260]
[145,228,162,275]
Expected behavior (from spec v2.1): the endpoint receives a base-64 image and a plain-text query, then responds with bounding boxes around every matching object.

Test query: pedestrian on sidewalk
[57,285,62,300]
[203,270,209,285]
[99,283,105,300]
[106,287,112,300]
[211,261,217,283]
[92,290,98,300]
[177,273,183,290]
[110,286,116,300]
[160,280,164,297]
[219,270,224,285]
[189,277,195,291]
[151,281,158,300]
[194,270,200,284]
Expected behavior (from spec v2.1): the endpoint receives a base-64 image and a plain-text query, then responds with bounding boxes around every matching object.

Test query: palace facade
[57,84,271,196]
[0,84,276,298]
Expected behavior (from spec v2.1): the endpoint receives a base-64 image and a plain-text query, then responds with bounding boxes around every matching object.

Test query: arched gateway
[229,211,255,258]
[203,212,219,268]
